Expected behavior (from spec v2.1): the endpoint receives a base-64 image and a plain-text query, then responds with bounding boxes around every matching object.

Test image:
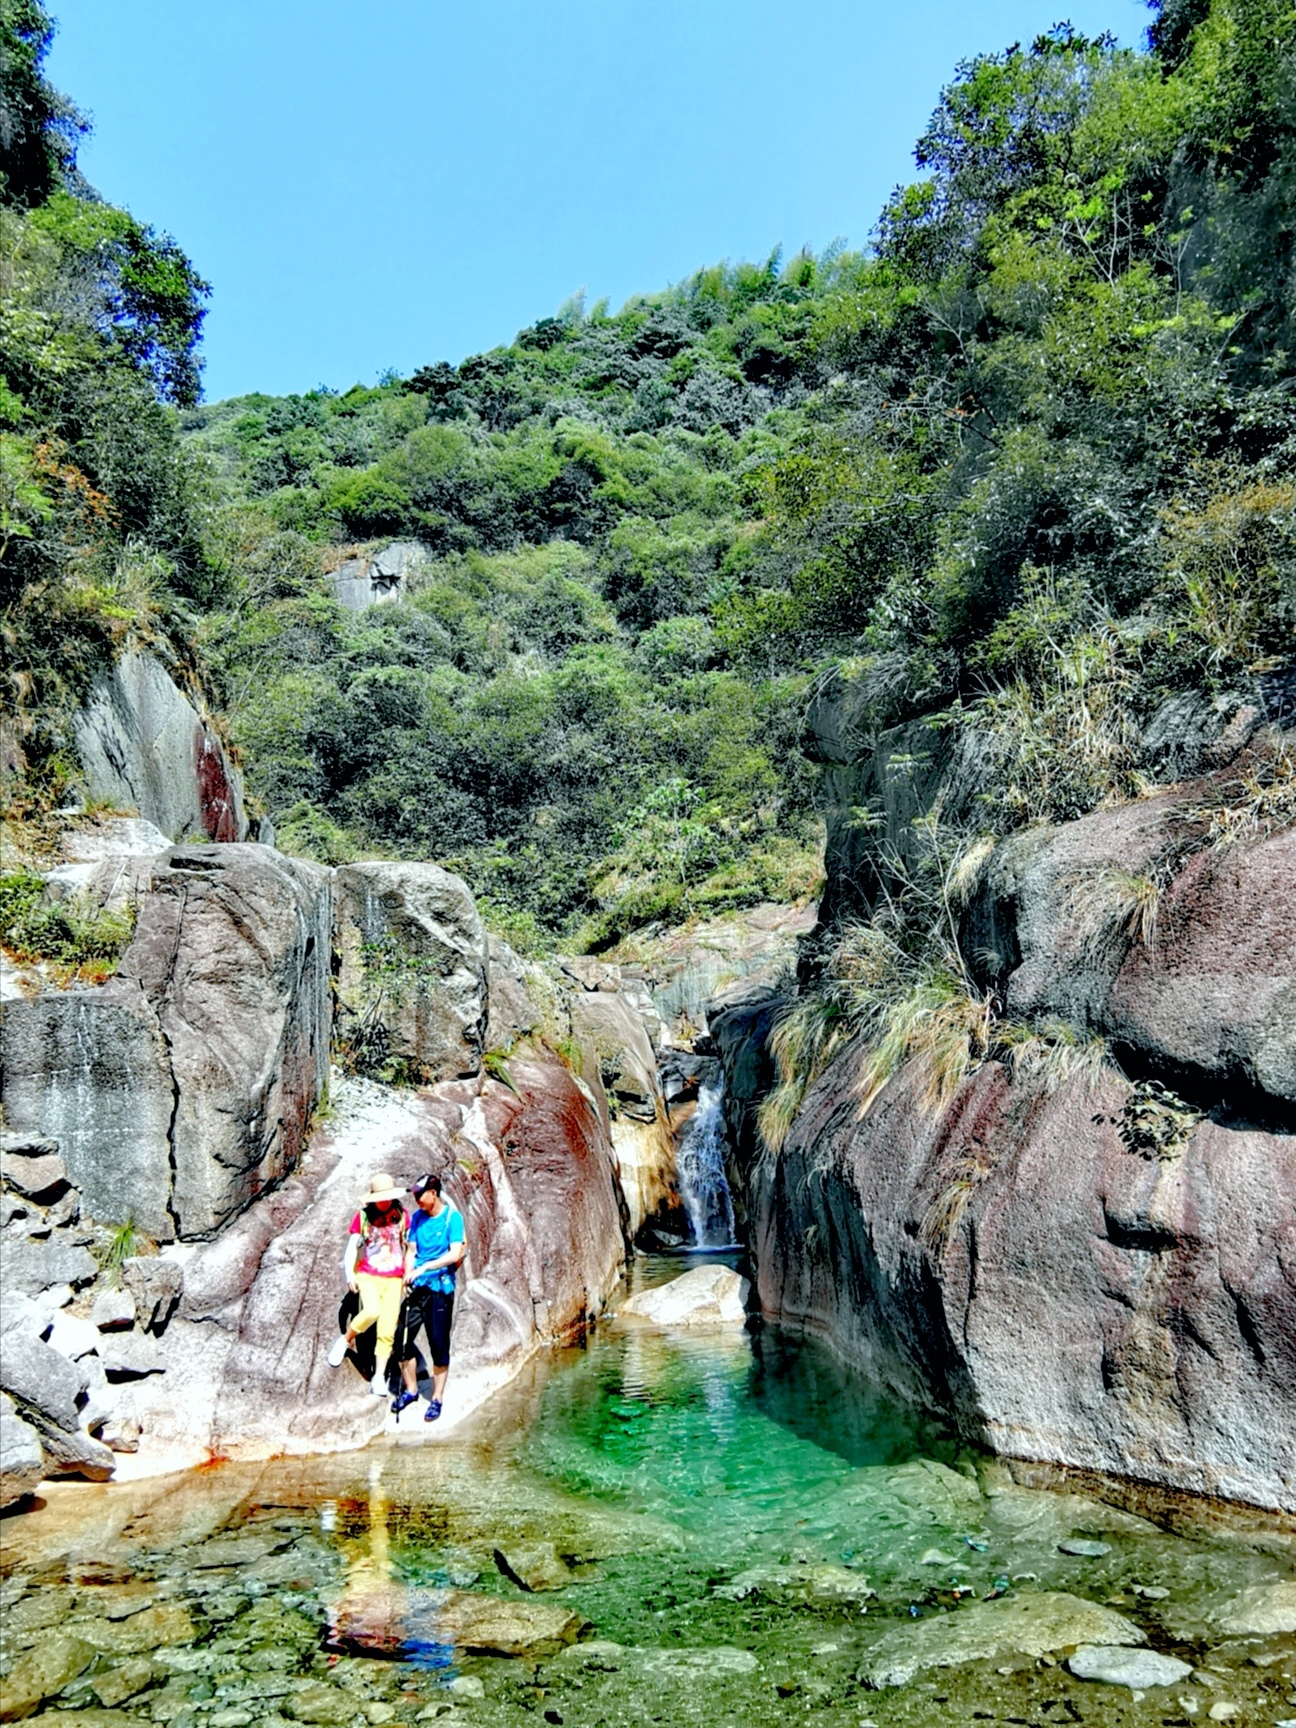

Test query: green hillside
[4,0,1293,954]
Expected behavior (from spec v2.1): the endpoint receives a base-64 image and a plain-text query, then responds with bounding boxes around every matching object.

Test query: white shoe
[327,1335,348,1369]
[370,1372,388,1397]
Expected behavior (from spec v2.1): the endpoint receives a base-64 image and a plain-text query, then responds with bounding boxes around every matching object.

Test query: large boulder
[42,815,173,911]
[618,1265,748,1328]
[122,1059,626,1468]
[1,845,332,1239]
[335,862,489,1082]
[121,845,333,1235]
[73,647,246,842]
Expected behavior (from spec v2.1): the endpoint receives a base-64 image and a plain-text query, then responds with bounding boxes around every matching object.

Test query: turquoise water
[3,1273,1294,1727]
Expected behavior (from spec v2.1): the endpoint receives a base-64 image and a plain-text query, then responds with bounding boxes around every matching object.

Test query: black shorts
[399,1284,454,1369]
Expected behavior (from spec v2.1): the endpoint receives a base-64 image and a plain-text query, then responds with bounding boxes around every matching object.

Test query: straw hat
[362,1171,405,1205]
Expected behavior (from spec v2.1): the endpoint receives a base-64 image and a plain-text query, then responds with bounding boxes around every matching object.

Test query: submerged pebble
[1067,1645,1194,1688]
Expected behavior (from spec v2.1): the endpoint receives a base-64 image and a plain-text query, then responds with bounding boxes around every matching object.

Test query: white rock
[1068,1646,1193,1688]
[447,1676,484,1698]
[45,1310,101,1360]
[617,1265,749,1328]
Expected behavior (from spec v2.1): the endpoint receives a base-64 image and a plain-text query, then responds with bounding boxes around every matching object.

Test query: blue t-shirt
[408,1203,465,1294]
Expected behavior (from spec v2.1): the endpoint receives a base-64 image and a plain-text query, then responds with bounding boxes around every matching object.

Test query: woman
[327,1172,408,1395]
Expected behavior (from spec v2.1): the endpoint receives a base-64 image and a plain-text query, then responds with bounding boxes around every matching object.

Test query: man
[392,1173,466,1422]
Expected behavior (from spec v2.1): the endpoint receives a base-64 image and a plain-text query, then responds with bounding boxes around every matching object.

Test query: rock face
[2,845,332,1238]
[329,539,431,611]
[966,790,1296,1109]
[723,721,1296,1513]
[749,1027,1296,1513]
[806,666,1292,927]
[599,905,815,1041]
[335,861,489,1082]
[568,988,674,1237]
[73,648,246,843]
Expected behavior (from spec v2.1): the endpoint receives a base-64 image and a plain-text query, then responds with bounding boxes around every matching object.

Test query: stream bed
[3,1260,1294,1728]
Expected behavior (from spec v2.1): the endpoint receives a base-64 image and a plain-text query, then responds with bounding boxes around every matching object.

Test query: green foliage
[2,2,215,814]
[0,869,136,973]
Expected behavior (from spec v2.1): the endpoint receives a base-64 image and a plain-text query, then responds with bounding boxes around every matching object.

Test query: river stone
[1068,1645,1193,1688]
[0,1634,95,1719]
[98,1329,166,1377]
[68,1601,196,1653]
[618,1265,749,1328]
[92,1657,157,1706]
[26,1413,115,1480]
[717,1563,874,1603]
[56,1708,146,1727]
[884,1458,983,1524]
[436,1590,585,1656]
[1059,1538,1112,1557]
[0,1391,44,1507]
[335,861,489,1082]
[494,1541,577,1591]
[46,1308,102,1360]
[119,844,333,1236]
[287,1682,360,1724]
[1209,1581,1296,1635]
[0,1328,87,1430]
[185,1533,282,1568]
[857,1591,1146,1688]
[77,1580,160,1619]
[638,1647,761,1675]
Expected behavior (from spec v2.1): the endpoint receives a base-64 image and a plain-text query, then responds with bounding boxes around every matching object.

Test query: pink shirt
[349,1205,407,1277]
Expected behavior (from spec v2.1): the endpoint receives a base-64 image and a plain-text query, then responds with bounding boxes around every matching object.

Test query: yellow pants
[352,1273,403,1372]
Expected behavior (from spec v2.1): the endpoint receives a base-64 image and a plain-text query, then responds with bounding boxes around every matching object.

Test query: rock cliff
[715,731,1296,1513]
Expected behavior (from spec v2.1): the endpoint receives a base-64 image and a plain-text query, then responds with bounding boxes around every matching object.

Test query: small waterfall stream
[675,1076,738,1250]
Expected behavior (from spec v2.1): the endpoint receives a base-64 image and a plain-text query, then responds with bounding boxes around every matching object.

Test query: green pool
[3,1262,1294,1728]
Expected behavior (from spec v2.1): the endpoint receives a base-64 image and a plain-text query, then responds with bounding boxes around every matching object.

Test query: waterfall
[675,1077,737,1250]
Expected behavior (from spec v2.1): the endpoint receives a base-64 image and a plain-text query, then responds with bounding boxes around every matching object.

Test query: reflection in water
[327,1459,455,1668]
[747,1327,957,1469]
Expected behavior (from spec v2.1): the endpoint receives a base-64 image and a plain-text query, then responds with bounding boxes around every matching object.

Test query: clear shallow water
[3,1269,1295,1728]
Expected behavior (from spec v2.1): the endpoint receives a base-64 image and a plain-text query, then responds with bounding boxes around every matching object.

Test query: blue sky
[48,0,1146,403]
